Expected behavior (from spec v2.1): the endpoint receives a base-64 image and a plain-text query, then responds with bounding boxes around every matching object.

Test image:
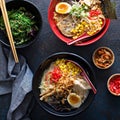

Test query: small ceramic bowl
[107,73,120,96]
[92,47,115,69]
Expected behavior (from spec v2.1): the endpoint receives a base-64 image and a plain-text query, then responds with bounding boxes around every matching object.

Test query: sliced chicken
[55,14,76,37]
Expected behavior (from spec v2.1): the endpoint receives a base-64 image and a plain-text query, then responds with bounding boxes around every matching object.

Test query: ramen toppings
[54,0,105,39]
[46,66,62,83]
[39,59,91,111]
[55,2,72,14]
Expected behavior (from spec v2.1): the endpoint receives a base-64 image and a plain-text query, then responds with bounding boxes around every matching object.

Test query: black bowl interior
[0,0,42,48]
[32,52,96,117]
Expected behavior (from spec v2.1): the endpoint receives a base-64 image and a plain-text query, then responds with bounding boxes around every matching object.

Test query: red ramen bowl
[48,0,110,46]
[32,52,96,117]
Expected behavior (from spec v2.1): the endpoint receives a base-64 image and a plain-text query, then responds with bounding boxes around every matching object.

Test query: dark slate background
[0,0,120,120]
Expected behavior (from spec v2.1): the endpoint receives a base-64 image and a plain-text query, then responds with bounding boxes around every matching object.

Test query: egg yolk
[69,94,80,104]
[55,2,71,14]
[58,4,68,12]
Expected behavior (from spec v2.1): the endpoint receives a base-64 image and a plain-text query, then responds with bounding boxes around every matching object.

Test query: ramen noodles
[39,59,91,111]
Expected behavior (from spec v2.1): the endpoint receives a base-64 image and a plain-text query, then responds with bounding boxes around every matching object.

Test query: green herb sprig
[0,7,38,45]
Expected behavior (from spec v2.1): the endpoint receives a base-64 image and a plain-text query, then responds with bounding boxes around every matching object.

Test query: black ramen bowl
[32,52,96,117]
[0,0,42,48]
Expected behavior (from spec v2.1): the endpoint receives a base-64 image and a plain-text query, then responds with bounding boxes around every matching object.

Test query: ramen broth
[39,59,91,111]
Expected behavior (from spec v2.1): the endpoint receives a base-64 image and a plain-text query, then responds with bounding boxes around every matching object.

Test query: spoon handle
[81,70,97,94]
[67,18,106,46]
[67,60,97,94]
[67,34,88,45]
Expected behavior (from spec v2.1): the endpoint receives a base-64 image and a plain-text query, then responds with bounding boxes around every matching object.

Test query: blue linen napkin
[0,43,33,120]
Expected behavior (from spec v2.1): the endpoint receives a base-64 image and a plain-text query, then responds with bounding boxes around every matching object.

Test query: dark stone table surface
[0,0,120,120]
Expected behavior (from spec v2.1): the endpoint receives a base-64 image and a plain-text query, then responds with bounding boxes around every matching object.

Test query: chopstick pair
[0,0,19,63]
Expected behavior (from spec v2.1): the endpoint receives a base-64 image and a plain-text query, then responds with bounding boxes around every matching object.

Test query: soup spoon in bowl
[67,60,97,94]
[67,18,106,45]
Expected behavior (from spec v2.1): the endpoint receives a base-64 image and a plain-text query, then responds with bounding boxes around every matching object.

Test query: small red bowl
[48,0,110,46]
[107,74,120,96]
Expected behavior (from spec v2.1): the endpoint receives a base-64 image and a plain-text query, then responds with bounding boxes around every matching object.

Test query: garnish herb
[70,2,89,18]
[0,7,38,45]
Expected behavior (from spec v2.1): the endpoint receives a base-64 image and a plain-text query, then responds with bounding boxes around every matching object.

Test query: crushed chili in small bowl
[92,47,115,69]
[107,74,120,96]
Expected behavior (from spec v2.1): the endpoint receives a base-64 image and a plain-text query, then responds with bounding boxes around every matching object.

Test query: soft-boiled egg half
[55,2,72,14]
[67,93,82,108]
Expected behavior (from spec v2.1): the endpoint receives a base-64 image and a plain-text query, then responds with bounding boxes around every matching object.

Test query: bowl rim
[32,52,96,117]
[48,0,111,46]
[107,73,120,96]
[92,46,115,69]
[0,0,42,49]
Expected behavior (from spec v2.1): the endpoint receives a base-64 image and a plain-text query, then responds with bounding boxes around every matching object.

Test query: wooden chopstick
[0,0,19,63]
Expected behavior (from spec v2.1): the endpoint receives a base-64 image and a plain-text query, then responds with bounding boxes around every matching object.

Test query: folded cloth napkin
[0,43,33,120]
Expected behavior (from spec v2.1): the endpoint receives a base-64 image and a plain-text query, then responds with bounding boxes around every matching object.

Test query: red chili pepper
[46,66,62,83]
[89,10,102,17]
